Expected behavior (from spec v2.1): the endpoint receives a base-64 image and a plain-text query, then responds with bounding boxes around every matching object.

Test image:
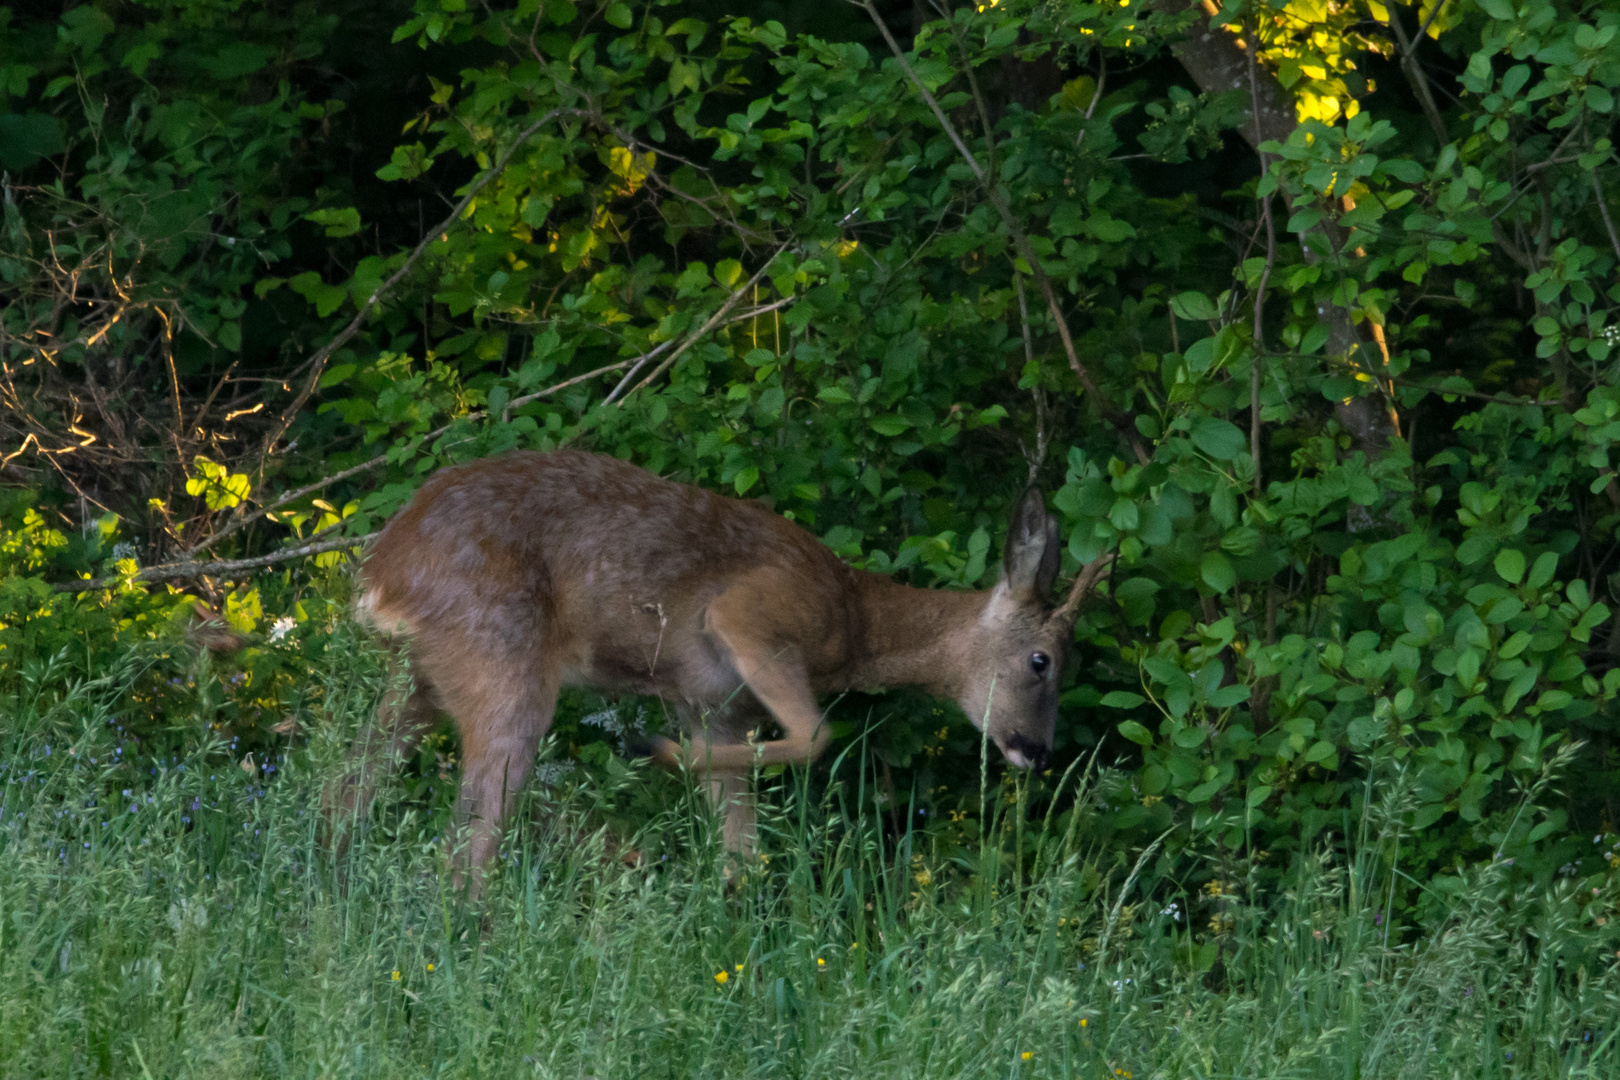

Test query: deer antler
[1050,552,1115,627]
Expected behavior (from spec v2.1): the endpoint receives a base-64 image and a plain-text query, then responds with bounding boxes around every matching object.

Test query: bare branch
[503,358,639,422]
[611,239,795,404]
[61,532,376,593]
[1593,170,1620,265]
[180,454,391,559]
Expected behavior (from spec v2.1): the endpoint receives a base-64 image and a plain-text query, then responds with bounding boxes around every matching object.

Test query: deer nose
[1002,734,1049,771]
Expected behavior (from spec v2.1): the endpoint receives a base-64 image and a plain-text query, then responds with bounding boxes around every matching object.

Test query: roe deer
[339,449,1110,890]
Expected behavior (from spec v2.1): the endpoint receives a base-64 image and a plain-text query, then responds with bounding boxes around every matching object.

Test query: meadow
[1,633,1616,1080]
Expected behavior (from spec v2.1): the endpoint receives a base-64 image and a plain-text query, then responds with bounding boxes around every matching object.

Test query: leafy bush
[5,0,1620,920]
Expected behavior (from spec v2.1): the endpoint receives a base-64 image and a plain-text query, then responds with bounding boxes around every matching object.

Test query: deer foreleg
[651,601,831,775]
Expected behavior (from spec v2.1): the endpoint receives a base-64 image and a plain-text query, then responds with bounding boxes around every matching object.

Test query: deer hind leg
[324,652,441,852]
[437,672,559,897]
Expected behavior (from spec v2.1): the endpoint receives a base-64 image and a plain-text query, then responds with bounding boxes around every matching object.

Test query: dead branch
[60,532,376,593]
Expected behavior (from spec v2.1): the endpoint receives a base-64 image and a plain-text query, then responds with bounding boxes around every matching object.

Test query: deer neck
[840,572,987,696]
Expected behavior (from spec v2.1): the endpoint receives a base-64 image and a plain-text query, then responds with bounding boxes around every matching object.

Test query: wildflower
[427,964,435,972]
[1079,1018,1089,1028]
[268,615,296,642]
[734,963,744,973]
[391,970,401,982]
[714,970,729,985]
[1021,1051,1033,1060]
[817,957,826,968]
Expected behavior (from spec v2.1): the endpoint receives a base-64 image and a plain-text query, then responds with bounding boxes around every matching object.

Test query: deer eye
[1030,652,1051,676]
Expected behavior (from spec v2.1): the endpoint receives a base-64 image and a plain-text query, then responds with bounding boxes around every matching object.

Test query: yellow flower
[391,970,401,982]
[426,963,435,972]
[714,970,729,984]
[817,957,826,967]
[734,963,744,972]
[1079,1018,1089,1028]
[1021,1051,1033,1061]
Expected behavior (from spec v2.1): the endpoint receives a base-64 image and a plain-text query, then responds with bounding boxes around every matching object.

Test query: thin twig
[1246,17,1277,495]
[1013,273,1049,485]
[503,358,638,422]
[179,454,391,558]
[1415,0,1451,44]
[1593,170,1620,265]
[614,239,794,403]
[61,532,375,593]
[858,0,1149,464]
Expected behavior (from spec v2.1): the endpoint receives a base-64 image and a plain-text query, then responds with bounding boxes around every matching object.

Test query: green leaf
[1201,551,1235,592]
[733,466,759,495]
[1086,215,1136,243]
[1190,417,1246,461]
[1534,689,1572,711]
[1117,720,1154,746]
[605,2,635,29]
[1494,548,1525,585]
[304,207,362,238]
[1526,551,1558,590]
[200,42,270,80]
[1100,691,1146,708]
[0,113,65,171]
[1170,291,1219,322]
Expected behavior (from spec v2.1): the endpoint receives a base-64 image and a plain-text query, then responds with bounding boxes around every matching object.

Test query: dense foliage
[4,0,1620,940]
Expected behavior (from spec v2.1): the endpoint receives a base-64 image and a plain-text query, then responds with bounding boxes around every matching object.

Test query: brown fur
[338,449,1076,891]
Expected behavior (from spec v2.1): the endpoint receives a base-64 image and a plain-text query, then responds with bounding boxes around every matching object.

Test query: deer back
[356,450,864,703]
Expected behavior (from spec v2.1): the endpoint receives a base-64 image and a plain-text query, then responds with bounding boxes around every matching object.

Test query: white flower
[268,616,296,643]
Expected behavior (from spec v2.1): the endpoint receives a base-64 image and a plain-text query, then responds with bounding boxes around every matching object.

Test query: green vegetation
[5,0,1620,1071]
[2,639,1617,1077]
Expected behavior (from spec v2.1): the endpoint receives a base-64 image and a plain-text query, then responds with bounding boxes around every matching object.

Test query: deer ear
[1004,490,1061,602]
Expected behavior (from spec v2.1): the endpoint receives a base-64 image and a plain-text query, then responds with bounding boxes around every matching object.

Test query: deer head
[952,489,1095,771]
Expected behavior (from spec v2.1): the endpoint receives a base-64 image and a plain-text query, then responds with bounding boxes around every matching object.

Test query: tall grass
[1,636,1616,1078]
